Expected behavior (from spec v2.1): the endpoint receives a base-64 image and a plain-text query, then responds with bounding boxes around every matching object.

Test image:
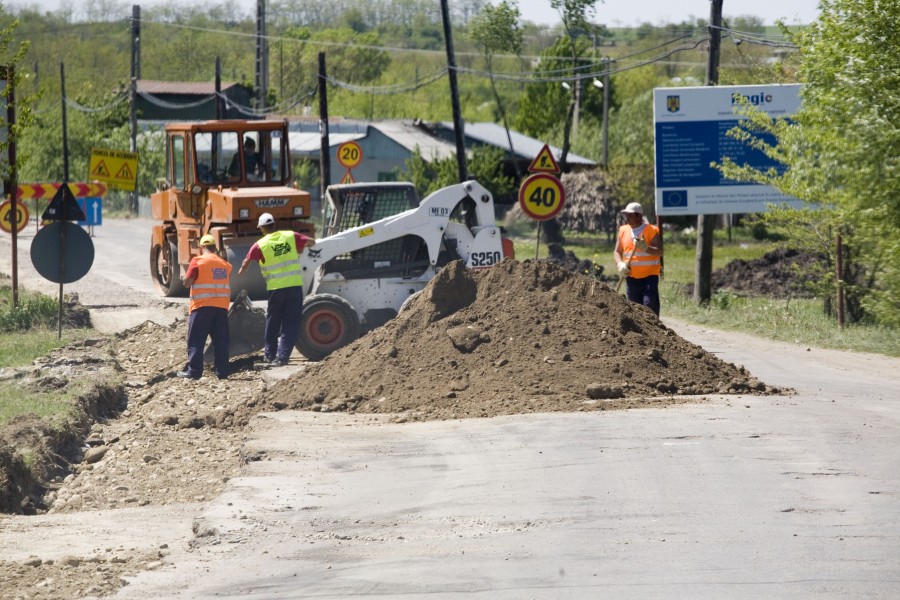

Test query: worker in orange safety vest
[613,202,663,316]
[177,234,232,380]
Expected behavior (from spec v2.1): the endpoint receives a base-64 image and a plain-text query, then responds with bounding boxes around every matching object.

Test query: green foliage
[401,144,514,203]
[0,286,57,333]
[716,0,900,326]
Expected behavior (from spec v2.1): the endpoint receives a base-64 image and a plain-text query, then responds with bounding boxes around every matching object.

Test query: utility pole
[694,0,723,305]
[439,0,467,182]
[317,52,331,205]
[130,4,140,215]
[601,58,610,168]
[255,0,268,112]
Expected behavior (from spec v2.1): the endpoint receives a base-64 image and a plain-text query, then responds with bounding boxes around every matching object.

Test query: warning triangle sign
[92,160,110,178]
[41,183,87,222]
[115,163,134,180]
[528,144,561,174]
[339,169,356,184]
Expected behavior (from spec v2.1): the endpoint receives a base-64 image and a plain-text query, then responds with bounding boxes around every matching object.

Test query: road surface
[2,219,899,599]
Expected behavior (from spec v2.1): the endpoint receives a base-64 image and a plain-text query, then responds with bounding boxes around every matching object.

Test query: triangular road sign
[339,169,356,184]
[528,144,561,174]
[41,183,87,222]
[91,160,110,178]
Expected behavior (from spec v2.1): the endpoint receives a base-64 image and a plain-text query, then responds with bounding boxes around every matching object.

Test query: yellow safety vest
[258,230,303,290]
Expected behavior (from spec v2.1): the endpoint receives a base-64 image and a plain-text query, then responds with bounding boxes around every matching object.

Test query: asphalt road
[4,219,900,599]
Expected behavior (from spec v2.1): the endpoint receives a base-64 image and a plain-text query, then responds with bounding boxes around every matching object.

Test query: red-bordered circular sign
[0,199,30,234]
[517,173,566,221]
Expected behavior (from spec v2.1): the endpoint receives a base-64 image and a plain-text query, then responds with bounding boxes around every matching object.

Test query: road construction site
[1,218,899,599]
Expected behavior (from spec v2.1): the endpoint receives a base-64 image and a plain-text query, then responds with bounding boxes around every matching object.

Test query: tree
[717,0,900,326]
[469,0,523,178]
[549,0,599,171]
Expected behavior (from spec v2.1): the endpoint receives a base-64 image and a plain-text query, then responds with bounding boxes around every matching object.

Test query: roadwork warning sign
[90,148,139,191]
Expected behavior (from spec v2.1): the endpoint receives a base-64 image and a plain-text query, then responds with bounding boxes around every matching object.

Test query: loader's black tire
[151,239,186,297]
[296,294,361,361]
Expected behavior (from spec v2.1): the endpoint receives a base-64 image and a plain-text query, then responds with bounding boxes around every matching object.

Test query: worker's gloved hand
[617,261,630,276]
[634,237,648,251]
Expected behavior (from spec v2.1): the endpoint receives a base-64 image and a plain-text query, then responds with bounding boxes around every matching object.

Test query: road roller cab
[150,119,314,300]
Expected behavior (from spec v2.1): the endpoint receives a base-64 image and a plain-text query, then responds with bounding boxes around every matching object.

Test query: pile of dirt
[251,260,780,422]
[692,248,827,299]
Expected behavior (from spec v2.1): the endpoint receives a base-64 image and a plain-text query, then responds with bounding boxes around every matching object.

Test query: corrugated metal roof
[442,121,596,166]
[137,80,240,95]
[288,132,366,154]
[369,121,458,161]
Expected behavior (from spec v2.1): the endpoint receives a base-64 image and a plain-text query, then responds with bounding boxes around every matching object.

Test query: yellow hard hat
[199,234,217,247]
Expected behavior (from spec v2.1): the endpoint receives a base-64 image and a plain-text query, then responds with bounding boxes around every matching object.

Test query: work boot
[176,370,199,380]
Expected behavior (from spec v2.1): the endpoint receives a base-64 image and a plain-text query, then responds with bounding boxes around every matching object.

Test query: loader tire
[151,239,186,297]
[296,294,361,361]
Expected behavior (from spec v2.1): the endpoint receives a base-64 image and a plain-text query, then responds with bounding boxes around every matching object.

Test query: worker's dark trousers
[265,286,303,362]
[186,306,230,378]
[625,275,660,316]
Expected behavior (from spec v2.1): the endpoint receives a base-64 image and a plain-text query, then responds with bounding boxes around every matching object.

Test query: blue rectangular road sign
[77,197,103,226]
[653,84,805,216]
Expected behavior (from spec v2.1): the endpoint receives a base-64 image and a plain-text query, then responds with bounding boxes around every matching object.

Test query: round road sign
[30,221,95,284]
[337,141,363,169]
[518,173,566,221]
[0,199,29,234]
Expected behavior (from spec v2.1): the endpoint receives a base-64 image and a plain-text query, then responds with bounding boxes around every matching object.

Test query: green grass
[1,284,100,429]
[508,231,898,358]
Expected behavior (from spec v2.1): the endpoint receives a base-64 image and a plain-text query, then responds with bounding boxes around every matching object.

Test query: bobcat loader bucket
[204,289,265,362]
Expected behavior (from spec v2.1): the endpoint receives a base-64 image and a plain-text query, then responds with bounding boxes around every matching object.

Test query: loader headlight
[239,208,249,218]
[293,207,304,216]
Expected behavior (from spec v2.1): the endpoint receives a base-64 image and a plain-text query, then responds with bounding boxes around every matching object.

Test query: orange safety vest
[189,253,232,312]
[618,223,661,279]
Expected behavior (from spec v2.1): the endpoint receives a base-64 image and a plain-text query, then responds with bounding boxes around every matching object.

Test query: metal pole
[439,0,467,182]
[601,58,610,169]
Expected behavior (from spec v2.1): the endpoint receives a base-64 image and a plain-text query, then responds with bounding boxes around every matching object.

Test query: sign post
[337,141,362,185]
[522,144,564,259]
[33,184,94,339]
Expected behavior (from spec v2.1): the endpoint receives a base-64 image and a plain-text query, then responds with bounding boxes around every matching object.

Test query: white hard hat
[257,213,275,228]
[621,202,643,214]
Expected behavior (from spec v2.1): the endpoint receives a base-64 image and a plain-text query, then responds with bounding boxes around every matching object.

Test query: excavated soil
[688,247,827,299]
[250,260,779,422]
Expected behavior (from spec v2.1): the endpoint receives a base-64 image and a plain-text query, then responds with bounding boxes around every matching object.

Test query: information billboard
[653,83,803,216]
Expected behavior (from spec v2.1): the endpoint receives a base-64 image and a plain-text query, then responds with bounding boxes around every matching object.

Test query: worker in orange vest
[177,234,233,380]
[613,202,663,316]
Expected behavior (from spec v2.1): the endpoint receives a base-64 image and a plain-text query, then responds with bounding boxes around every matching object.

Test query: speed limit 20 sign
[337,141,363,169]
[518,173,566,221]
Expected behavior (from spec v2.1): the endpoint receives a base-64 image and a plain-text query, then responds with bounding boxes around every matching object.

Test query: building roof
[137,80,241,95]
[369,121,458,161]
[441,121,596,166]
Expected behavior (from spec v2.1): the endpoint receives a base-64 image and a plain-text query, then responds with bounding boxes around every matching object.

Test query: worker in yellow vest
[178,235,233,379]
[613,202,663,316]
[238,213,316,366]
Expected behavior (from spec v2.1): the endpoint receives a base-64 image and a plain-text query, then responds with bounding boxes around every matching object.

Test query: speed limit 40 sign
[0,199,29,234]
[518,173,566,221]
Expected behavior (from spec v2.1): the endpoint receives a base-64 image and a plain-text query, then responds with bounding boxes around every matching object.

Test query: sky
[20,0,822,26]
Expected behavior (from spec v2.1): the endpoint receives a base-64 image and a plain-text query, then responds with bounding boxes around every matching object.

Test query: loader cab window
[171,135,186,190]
[194,131,240,184]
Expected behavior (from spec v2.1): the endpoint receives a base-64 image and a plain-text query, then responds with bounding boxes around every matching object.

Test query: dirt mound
[253,260,779,422]
[693,248,826,299]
